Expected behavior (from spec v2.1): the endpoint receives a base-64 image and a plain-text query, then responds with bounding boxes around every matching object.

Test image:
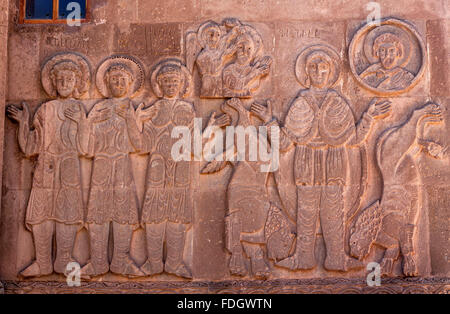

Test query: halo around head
[151,58,193,98]
[363,24,412,67]
[41,52,91,99]
[96,55,145,98]
[295,45,341,89]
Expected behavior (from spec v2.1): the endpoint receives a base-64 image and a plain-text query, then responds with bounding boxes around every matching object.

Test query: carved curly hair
[104,63,134,84]
[373,33,404,58]
[50,60,83,98]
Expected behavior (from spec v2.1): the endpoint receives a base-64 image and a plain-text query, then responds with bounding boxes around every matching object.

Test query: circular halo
[41,52,91,99]
[150,58,193,98]
[198,21,222,49]
[96,55,145,98]
[295,44,341,89]
[348,18,426,96]
[363,25,412,68]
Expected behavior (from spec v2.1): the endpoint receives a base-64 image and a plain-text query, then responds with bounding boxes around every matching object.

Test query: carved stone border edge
[3,278,449,294]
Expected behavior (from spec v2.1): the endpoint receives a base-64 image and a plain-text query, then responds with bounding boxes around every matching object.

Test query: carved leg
[141,222,166,276]
[277,186,320,270]
[80,223,109,278]
[243,242,270,279]
[400,224,418,277]
[375,231,400,276]
[225,212,247,276]
[110,222,144,278]
[54,223,78,274]
[164,222,192,278]
[321,185,363,271]
[21,220,55,277]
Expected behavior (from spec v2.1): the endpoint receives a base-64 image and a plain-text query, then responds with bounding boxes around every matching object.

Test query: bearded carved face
[54,70,77,98]
[236,38,255,65]
[378,43,401,70]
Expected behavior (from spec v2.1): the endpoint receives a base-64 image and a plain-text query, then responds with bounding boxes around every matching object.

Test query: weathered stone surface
[0,0,448,294]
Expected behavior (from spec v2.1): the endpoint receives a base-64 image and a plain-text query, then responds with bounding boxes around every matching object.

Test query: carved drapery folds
[4,17,446,282]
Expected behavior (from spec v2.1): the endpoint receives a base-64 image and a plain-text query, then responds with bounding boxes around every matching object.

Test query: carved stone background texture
[0,0,449,294]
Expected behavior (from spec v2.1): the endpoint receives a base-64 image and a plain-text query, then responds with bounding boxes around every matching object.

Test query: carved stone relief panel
[0,8,448,291]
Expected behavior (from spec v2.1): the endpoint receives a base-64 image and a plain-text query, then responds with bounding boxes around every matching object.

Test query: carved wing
[185,31,202,74]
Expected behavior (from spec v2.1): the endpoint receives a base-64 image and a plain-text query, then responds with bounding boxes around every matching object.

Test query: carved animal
[201,98,294,278]
[350,102,443,276]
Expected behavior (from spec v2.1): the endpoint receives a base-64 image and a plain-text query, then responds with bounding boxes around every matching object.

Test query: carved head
[305,51,332,89]
[349,231,372,260]
[373,33,404,70]
[235,34,256,65]
[203,24,222,49]
[156,64,183,99]
[50,61,83,99]
[104,64,134,98]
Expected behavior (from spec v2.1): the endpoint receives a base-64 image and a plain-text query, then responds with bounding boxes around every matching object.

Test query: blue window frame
[21,0,89,23]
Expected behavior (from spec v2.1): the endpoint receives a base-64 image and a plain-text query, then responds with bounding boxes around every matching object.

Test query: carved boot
[81,223,109,279]
[244,243,270,279]
[225,213,247,276]
[277,186,319,270]
[110,223,144,278]
[141,222,165,276]
[164,222,192,279]
[54,223,78,274]
[401,224,418,276]
[21,221,55,277]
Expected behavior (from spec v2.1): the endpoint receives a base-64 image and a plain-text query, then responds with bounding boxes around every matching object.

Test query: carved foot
[277,254,316,270]
[140,259,164,276]
[344,257,364,271]
[110,257,145,278]
[54,258,76,275]
[402,253,418,277]
[80,262,109,280]
[229,252,247,276]
[164,262,192,279]
[380,258,395,276]
[251,257,271,279]
[20,262,53,278]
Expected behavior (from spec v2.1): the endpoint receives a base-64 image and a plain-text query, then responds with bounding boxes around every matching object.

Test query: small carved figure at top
[349,18,426,95]
[186,18,272,98]
[7,52,91,277]
[186,19,241,97]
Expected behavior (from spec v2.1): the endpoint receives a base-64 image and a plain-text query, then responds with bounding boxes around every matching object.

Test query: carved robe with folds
[84,99,139,226]
[21,100,85,230]
[273,89,372,270]
[140,99,195,225]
